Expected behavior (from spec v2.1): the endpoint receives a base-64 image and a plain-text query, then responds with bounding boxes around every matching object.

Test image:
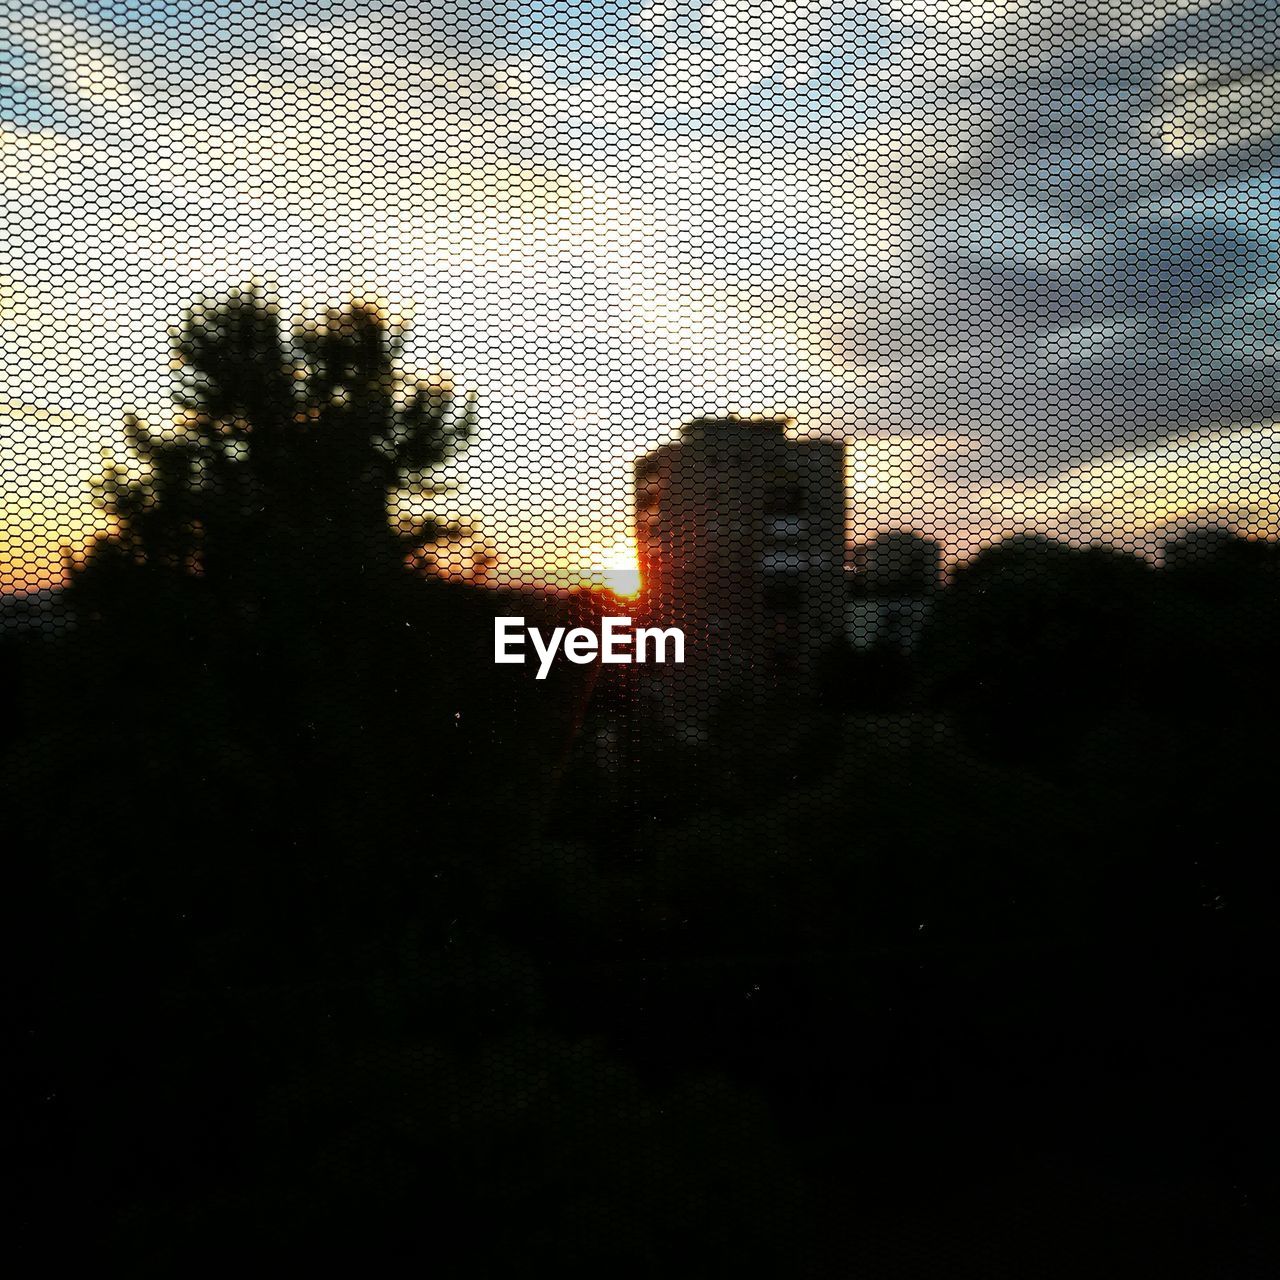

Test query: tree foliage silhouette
[918,535,1157,758]
[78,285,475,600]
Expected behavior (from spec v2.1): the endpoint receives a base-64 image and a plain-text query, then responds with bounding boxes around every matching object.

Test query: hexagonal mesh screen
[6,1,1279,1271]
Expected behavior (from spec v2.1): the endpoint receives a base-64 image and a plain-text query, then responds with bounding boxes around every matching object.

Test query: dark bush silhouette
[918,536,1159,760]
[9,294,1280,1271]
[10,289,804,1269]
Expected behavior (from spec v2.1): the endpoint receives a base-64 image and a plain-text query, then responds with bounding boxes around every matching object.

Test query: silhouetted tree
[919,536,1157,760]
[76,285,475,610]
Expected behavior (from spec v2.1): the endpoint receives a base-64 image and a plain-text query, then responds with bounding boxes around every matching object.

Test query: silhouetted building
[846,532,942,653]
[635,416,846,741]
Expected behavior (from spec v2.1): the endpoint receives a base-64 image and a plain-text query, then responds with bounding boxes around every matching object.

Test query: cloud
[2,0,1278,588]
[767,0,1280,486]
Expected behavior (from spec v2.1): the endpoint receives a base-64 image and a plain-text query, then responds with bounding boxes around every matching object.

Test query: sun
[588,537,642,599]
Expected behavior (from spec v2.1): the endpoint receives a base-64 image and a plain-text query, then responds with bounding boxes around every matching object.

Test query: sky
[2,0,1279,591]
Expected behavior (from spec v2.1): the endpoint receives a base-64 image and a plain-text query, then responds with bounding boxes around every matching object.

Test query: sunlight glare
[589,538,642,599]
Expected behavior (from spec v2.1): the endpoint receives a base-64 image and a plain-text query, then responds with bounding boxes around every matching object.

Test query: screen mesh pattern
[6,2,1280,1272]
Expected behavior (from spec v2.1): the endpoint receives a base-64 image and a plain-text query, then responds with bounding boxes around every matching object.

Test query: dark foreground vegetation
[8,291,1280,1272]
